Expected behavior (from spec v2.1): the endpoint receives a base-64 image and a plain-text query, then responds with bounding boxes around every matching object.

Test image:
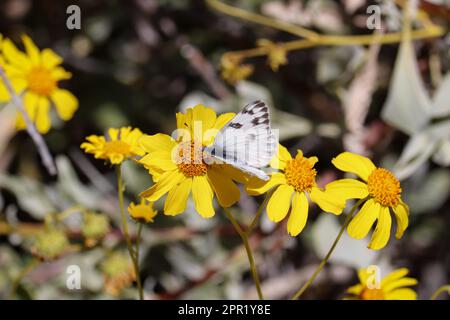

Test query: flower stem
[246,192,271,236]
[116,164,143,300]
[8,258,40,299]
[223,207,264,300]
[291,198,367,300]
[431,285,450,300]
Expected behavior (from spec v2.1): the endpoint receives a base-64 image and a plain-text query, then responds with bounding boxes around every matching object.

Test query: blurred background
[0,0,449,299]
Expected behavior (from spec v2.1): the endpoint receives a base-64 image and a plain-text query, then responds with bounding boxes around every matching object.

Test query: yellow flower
[346,267,417,300]
[220,54,253,85]
[128,199,157,223]
[0,35,78,133]
[81,127,145,165]
[246,145,345,236]
[139,104,245,218]
[325,152,409,250]
[257,39,288,71]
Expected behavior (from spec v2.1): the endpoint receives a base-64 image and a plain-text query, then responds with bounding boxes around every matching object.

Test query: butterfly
[204,100,278,181]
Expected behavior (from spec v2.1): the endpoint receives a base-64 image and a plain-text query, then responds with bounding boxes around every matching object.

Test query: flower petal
[246,172,286,196]
[192,175,215,218]
[309,187,346,215]
[140,170,184,201]
[368,205,392,250]
[51,89,78,121]
[380,268,409,286]
[22,35,40,65]
[393,200,409,239]
[332,152,376,181]
[269,144,291,170]
[383,277,418,293]
[207,168,240,208]
[35,97,51,133]
[2,38,31,71]
[384,288,417,300]
[213,112,235,131]
[287,192,308,236]
[324,179,369,200]
[347,199,380,239]
[16,91,39,129]
[41,48,62,68]
[266,184,294,222]
[164,177,192,215]
[139,133,176,153]
[139,151,177,172]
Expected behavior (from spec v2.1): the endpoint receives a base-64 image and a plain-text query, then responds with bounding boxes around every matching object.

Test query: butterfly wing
[205,100,277,181]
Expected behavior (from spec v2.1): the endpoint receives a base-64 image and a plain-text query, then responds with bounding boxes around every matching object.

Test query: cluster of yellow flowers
[0,34,78,133]
[81,104,409,252]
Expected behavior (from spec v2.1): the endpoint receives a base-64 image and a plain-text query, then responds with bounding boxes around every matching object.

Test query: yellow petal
[246,172,286,196]
[393,200,409,239]
[384,288,417,300]
[213,112,235,131]
[51,89,78,121]
[383,277,417,293]
[266,184,294,222]
[16,91,39,129]
[139,151,177,171]
[358,268,370,285]
[324,179,369,200]
[41,48,62,68]
[347,199,380,239]
[2,38,31,71]
[346,284,363,296]
[287,192,308,236]
[269,144,292,170]
[192,175,215,218]
[139,133,176,153]
[35,97,51,134]
[380,268,409,287]
[22,35,40,65]
[190,105,216,143]
[368,206,392,250]
[108,128,119,140]
[332,152,376,181]
[202,112,235,146]
[207,168,240,208]
[140,170,184,201]
[164,177,192,215]
[309,187,346,215]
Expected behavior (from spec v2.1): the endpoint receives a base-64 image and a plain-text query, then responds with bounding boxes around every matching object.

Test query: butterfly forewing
[206,100,278,180]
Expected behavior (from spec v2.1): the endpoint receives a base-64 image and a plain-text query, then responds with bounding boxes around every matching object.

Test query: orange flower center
[27,66,56,96]
[359,287,385,300]
[176,141,208,177]
[284,155,317,192]
[103,140,131,156]
[367,168,401,207]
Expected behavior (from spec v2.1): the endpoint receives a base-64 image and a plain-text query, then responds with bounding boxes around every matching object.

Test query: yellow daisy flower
[246,145,345,236]
[325,152,409,250]
[139,104,245,218]
[0,35,78,133]
[81,127,145,165]
[128,199,158,223]
[220,54,253,85]
[346,267,417,300]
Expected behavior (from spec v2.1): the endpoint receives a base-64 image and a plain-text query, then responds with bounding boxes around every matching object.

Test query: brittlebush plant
[78,104,415,300]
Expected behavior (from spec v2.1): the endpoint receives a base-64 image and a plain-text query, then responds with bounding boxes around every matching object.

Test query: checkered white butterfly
[204,100,278,181]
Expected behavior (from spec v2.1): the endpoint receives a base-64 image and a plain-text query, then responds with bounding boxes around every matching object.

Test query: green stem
[291,197,367,300]
[135,223,143,269]
[223,207,264,300]
[246,192,271,236]
[431,285,450,300]
[116,164,143,300]
[8,258,40,299]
